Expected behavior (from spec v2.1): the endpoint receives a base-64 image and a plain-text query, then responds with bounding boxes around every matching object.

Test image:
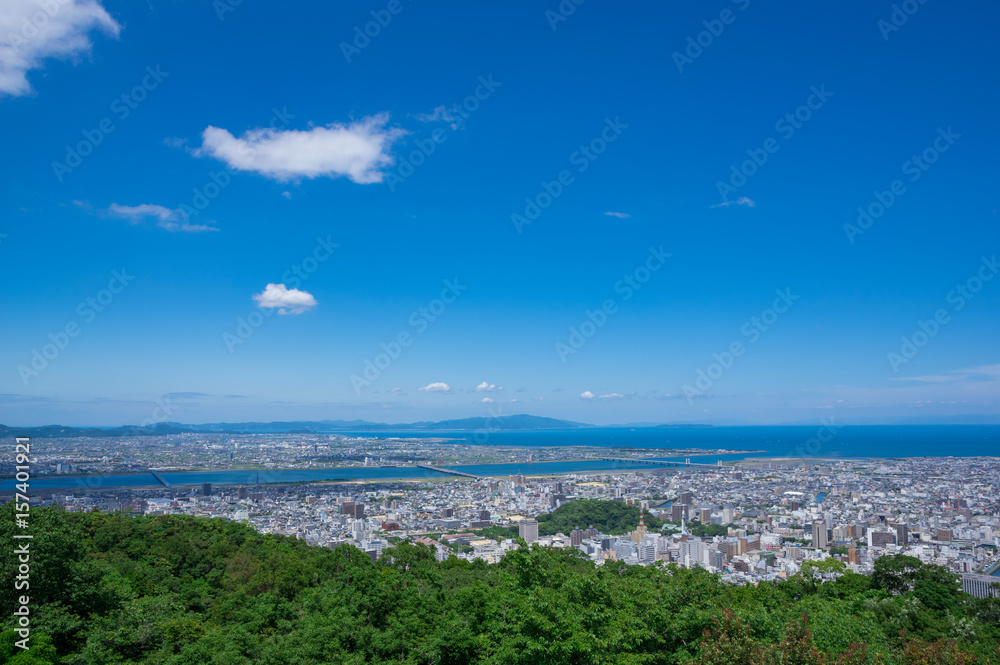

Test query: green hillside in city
[2,504,999,664]
[536,498,665,536]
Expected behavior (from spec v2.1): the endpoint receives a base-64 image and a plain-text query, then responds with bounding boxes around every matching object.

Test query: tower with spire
[632,507,649,543]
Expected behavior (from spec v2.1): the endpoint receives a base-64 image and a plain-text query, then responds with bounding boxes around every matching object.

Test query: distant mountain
[1,414,592,437]
[179,414,590,432]
[0,423,196,438]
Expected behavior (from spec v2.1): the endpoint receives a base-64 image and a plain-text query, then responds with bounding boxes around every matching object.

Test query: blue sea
[337,424,1000,458]
[5,425,997,492]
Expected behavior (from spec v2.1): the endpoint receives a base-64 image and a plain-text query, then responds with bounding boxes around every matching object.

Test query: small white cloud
[599,393,625,400]
[0,0,120,98]
[281,191,291,199]
[414,105,464,130]
[474,381,502,392]
[164,137,188,149]
[581,391,595,400]
[389,387,403,393]
[106,203,218,233]
[480,397,494,404]
[195,113,405,184]
[252,283,317,315]
[711,196,756,209]
[418,382,451,393]
[604,211,630,219]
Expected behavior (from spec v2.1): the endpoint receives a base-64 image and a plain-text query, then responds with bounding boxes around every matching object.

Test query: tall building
[847,548,861,565]
[893,522,909,544]
[570,528,584,547]
[237,487,248,500]
[812,521,828,549]
[699,507,712,523]
[678,491,693,505]
[632,509,649,543]
[936,528,953,542]
[478,510,491,521]
[341,501,356,517]
[519,519,539,544]
[201,482,212,496]
[584,526,598,540]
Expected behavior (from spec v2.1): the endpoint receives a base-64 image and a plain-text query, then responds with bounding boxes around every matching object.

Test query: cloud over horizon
[418,382,451,393]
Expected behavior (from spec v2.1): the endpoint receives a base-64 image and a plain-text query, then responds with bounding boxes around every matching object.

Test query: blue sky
[2,0,998,427]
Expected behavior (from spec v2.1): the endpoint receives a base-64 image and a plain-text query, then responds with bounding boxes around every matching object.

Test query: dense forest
[536,499,665,536]
[2,504,999,664]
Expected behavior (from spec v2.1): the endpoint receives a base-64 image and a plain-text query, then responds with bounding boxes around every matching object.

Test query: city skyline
[3,1,999,427]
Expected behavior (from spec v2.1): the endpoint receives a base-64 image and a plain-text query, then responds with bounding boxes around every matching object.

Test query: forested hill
[2,505,999,664]
[536,498,665,536]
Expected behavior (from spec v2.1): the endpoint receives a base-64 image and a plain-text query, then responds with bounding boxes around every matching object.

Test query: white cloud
[711,196,756,208]
[604,211,630,219]
[252,283,317,315]
[480,397,494,404]
[418,382,451,393]
[582,390,625,400]
[106,203,218,233]
[0,0,119,97]
[894,364,1000,384]
[195,113,405,184]
[474,381,502,392]
[414,105,464,130]
[389,387,403,393]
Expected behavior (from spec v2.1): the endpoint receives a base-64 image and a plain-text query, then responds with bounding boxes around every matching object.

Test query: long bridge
[599,457,735,471]
[416,464,484,480]
[149,469,173,490]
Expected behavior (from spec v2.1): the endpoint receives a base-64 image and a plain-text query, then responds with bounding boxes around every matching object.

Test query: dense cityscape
[13,434,1000,601]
